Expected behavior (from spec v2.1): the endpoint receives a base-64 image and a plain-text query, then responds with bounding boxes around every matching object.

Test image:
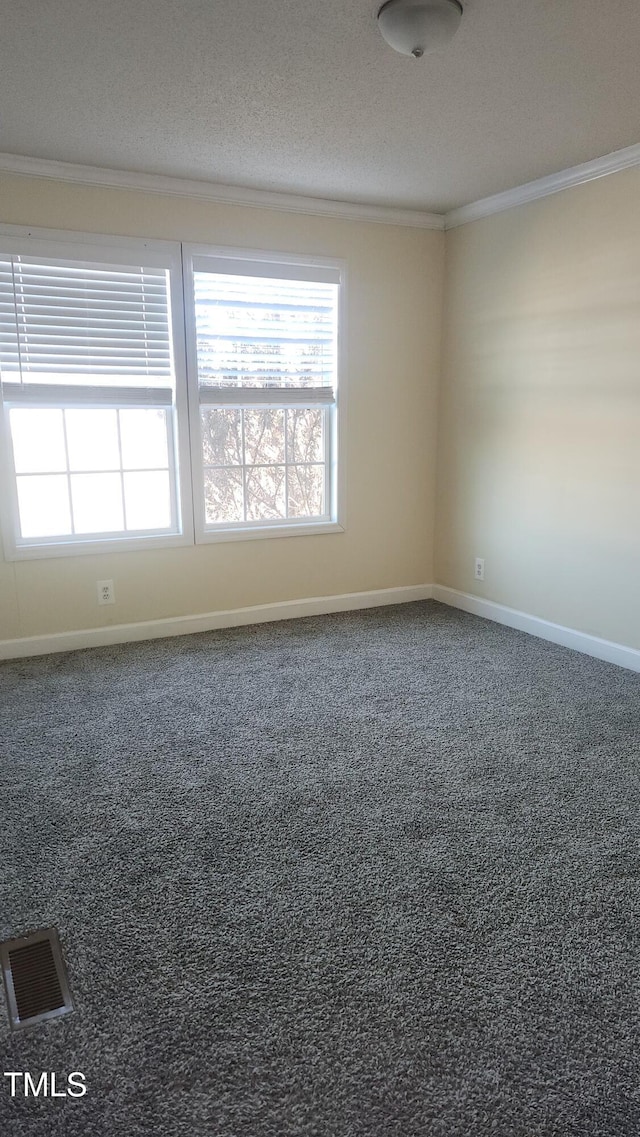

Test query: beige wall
[436,167,640,650]
[9,163,636,654]
[0,173,444,642]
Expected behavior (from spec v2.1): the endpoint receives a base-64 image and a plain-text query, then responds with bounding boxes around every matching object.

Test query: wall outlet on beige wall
[474,558,485,582]
[97,580,115,605]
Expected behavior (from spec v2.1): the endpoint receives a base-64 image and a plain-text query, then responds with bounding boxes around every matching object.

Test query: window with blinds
[0,231,343,557]
[0,244,183,551]
[186,254,341,531]
[0,257,173,392]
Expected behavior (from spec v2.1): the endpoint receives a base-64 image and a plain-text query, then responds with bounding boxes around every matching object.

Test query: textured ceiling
[1,0,639,214]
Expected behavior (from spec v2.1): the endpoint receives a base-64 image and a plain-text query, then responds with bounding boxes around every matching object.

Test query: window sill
[3,530,192,561]
[196,521,345,544]
[2,521,345,560]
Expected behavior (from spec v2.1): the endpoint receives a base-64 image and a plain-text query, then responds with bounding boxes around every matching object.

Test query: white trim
[444,141,640,229]
[198,388,335,407]
[6,581,639,668]
[190,252,341,284]
[0,223,180,258]
[182,242,347,274]
[433,585,640,674]
[0,153,445,232]
[196,521,343,545]
[0,583,433,659]
[6,530,192,562]
[3,141,640,235]
[3,384,174,408]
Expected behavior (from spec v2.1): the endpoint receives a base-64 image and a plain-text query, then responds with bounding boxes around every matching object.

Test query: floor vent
[0,928,73,1031]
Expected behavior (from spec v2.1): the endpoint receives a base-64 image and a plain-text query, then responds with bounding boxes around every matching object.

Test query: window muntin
[200,406,329,525]
[0,243,184,553]
[187,254,340,536]
[10,406,174,540]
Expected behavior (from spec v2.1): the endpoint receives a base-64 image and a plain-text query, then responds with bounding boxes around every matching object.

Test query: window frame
[0,226,346,560]
[0,226,194,560]
[182,243,346,545]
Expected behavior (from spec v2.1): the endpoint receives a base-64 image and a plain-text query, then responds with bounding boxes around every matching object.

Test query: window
[0,229,343,558]
[0,235,190,557]
[183,249,342,541]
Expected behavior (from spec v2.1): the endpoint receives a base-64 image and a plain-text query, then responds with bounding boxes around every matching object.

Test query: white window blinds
[192,265,339,407]
[0,257,174,401]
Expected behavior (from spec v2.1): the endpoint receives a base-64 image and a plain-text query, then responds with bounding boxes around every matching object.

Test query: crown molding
[5,140,640,235]
[444,141,640,229]
[0,152,445,232]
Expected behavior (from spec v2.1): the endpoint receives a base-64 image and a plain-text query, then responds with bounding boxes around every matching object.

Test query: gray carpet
[1,600,640,1136]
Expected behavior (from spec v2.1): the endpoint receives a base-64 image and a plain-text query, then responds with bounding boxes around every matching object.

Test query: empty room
[1,1,639,1134]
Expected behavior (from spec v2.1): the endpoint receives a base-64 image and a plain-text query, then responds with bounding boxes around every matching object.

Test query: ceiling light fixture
[377,0,463,59]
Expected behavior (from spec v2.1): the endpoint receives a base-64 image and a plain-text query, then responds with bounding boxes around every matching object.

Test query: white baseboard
[6,583,637,672]
[433,585,640,674]
[0,583,433,660]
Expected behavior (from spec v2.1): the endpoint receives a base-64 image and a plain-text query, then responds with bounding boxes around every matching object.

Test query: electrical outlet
[474,557,485,582]
[97,579,115,606]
